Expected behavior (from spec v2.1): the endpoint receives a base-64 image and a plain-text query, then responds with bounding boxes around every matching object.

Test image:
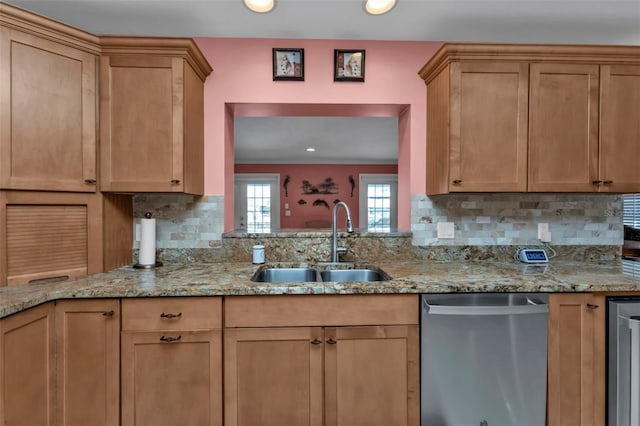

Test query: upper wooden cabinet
[599,65,640,193]
[528,63,600,192]
[99,38,212,194]
[425,60,529,193]
[420,43,640,194]
[0,5,100,192]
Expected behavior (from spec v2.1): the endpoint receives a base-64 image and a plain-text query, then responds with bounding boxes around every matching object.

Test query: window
[624,194,640,229]
[359,174,398,231]
[234,174,280,232]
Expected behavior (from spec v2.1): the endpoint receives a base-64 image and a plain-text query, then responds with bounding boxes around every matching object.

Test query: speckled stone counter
[2,259,640,319]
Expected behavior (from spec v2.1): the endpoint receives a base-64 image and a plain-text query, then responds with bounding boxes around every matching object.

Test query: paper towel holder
[133,212,163,269]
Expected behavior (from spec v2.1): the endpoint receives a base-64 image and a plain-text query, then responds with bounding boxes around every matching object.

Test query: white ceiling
[8,0,639,164]
[234,117,398,164]
[7,0,640,44]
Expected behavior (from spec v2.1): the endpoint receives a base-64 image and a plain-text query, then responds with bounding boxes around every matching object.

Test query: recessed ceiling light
[306,148,316,152]
[244,0,275,13]
[364,0,396,15]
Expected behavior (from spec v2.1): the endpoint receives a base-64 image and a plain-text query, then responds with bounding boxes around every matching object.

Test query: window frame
[234,173,281,232]
[358,173,398,230]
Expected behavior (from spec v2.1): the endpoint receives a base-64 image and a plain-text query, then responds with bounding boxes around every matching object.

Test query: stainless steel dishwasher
[421,293,549,426]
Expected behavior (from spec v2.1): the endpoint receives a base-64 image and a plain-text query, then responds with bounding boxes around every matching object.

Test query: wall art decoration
[301,177,338,194]
[348,175,356,197]
[283,175,291,197]
[312,199,330,209]
[334,49,365,82]
[273,48,304,81]
[297,199,307,205]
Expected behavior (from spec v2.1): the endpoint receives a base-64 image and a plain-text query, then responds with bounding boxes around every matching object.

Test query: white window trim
[234,173,280,231]
[358,173,398,229]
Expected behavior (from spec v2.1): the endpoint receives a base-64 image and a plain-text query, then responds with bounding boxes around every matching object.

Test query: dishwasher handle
[423,298,548,316]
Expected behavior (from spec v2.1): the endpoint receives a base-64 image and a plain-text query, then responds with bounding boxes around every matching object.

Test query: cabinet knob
[452,180,462,185]
[586,303,599,310]
[160,335,182,342]
[170,179,181,185]
[160,312,182,319]
[326,338,337,345]
[310,338,322,345]
[603,180,614,185]
[592,180,603,185]
[84,178,97,185]
[102,310,115,317]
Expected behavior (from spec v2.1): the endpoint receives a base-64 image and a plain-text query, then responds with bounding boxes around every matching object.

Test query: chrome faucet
[331,201,355,262]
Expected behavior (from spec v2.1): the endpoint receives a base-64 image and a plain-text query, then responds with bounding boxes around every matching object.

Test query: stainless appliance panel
[421,293,548,426]
[608,297,640,426]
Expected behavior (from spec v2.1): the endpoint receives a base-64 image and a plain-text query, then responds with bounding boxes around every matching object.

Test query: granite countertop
[2,259,640,318]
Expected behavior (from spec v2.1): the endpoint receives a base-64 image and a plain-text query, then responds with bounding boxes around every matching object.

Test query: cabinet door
[0,303,55,426]
[0,27,97,192]
[548,293,602,426]
[224,327,323,426]
[324,325,419,426]
[121,330,222,426]
[529,63,600,192]
[100,55,185,193]
[449,61,529,192]
[599,65,640,192]
[56,299,120,426]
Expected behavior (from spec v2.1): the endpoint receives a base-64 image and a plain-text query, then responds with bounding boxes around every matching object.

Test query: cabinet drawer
[224,294,419,328]
[122,297,221,331]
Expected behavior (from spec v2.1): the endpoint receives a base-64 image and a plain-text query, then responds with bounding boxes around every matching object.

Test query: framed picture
[334,49,365,82]
[273,48,304,81]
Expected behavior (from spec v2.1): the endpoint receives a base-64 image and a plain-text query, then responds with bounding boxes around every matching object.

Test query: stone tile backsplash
[133,193,623,252]
[133,194,225,249]
[411,193,623,246]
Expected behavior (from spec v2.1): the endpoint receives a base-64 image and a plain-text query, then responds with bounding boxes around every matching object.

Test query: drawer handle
[326,338,337,345]
[170,179,181,185]
[160,312,182,319]
[592,180,603,185]
[452,180,462,185]
[102,310,115,317]
[310,338,322,345]
[603,180,614,185]
[586,303,599,310]
[84,178,97,185]
[160,335,182,343]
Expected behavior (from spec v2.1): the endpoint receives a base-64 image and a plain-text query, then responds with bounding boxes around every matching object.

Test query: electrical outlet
[285,210,291,216]
[437,222,455,239]
[538,223,549,240]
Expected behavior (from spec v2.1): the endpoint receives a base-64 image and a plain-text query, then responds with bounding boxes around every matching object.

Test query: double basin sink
[251,265,391,283]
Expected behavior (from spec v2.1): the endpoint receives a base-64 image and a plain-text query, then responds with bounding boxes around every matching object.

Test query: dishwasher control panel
[516,248,549,263]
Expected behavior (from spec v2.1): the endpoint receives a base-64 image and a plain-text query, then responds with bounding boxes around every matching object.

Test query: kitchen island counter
[2,259,640,318]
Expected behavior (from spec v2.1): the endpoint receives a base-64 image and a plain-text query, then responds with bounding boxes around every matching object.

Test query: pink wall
[235,164,397,228]
[194,37,442,231]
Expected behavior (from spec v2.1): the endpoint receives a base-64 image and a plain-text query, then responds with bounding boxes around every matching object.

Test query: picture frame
[272,48,304,81]
[334,49,365,82]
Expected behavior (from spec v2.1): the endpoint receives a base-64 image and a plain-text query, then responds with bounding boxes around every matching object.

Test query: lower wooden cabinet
[224,295,420,426]
[0,302,55,426]
[224,327,324,426]
[547,293,606,426]
[55,299,120,426]
[120,297,223,426]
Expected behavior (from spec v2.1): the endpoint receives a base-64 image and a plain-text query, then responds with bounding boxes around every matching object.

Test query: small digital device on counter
[516,248,549,264]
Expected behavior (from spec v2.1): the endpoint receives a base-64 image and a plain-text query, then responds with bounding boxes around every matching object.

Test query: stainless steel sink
[251,267,320,282]
[319,268,389,282]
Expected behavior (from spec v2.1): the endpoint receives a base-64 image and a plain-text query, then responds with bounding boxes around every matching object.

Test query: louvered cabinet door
[0,191,103,286]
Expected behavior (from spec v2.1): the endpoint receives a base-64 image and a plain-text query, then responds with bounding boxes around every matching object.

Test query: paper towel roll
[139,218,156,265]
